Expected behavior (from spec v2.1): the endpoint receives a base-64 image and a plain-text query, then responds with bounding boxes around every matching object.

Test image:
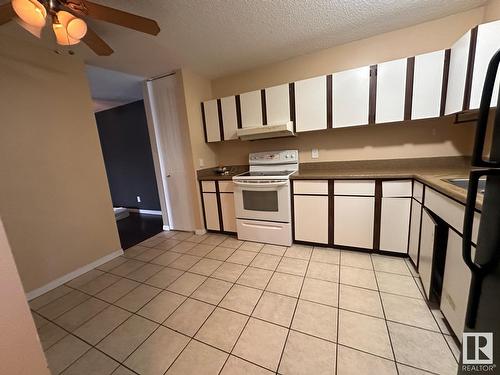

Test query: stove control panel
[249,150,299,165]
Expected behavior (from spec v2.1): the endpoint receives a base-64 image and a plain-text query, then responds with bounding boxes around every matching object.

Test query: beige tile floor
[30,231,460,375]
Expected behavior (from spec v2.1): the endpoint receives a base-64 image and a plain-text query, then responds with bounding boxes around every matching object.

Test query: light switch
[312,148,319,159]
[199,158,205,167]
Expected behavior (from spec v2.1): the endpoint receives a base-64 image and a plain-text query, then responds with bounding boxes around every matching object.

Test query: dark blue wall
[96,100,161,210]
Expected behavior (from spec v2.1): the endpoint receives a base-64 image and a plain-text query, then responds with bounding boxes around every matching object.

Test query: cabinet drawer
[424,188,480,243]
[382,180,412,197]
[413,181,424,203]
[218,181,234,193]
[293,180,328,195]
[334,180,375,196]
[201,181,216,193]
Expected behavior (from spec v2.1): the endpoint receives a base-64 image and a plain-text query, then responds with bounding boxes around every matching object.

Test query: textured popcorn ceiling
[0,0,488,78]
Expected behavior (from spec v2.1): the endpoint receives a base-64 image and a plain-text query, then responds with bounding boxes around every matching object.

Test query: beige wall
[0,219,50,375]
[0,35,121,293]
[203,2,499,166]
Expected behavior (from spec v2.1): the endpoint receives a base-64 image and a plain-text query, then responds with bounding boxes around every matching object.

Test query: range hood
[237,121,295,141]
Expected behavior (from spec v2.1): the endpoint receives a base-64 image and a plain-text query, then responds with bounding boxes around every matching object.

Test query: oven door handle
[233,181,288,188]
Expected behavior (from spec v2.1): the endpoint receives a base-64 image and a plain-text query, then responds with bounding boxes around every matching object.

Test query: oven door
[233,180,291,223]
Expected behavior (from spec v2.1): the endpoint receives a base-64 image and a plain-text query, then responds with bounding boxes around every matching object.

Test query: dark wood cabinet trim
[215,181,224,232]
[463,26,478,111]
[201,102,208,143]
[440,49,451,116]
[328,180,334,244]
[369,65,378,124]
[261,89,267,125]
[235,95,242,129]
[404,57,415,120]
[289,82,296,132]
[373,180,382,250]
[327,75,333,129]
[217,99,224,141]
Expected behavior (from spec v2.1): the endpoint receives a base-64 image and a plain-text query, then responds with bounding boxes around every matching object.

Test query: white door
[419,208,437,300]
[333,66,370,128]
[203,99,221,142]
[470,20,500,109]
[408,200,422,267]
[334,196,374,249]
[221,96,238,140]
[380,198,411,253]
[441,229,473,341]
[412,50,445,120]
[240,90,262,128]
[376,58,407,124]
[295,76,327,132]
[220,193,236,232]
[265,84,290,125]
[203,193,220,231]
[445,31,471,115]
[145,75,197,231]
[294,195,329,244]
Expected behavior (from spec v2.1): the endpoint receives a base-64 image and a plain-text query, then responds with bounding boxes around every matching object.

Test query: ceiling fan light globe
[53,22,79,46]
[12,0,46,28]
[67,18,87,40]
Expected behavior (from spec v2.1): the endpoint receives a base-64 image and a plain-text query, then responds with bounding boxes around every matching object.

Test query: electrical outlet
[199,158,205,167]
[136,196,141,203]
[312,148,319,159]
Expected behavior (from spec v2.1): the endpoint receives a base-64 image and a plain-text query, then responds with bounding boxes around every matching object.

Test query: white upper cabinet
[265,84,290,125]
[240,90,262,128]
[333,66,370,128]
[203,99,220,142]
[295,76,327,132]
[412,50,445,120]
[445,31,471,115]
[376,58,407,123]
[221,96,238,140]
[470,20,500,109]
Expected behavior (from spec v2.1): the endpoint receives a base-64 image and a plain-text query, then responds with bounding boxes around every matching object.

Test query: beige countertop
[197,157,482,209]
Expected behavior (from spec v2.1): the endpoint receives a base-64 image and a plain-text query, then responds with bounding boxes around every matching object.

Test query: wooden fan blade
[0,2,15,26]
[84,1,160,35]
[81,27,113,56]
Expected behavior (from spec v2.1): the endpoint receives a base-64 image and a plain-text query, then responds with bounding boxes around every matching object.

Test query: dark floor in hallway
[116,213,163,249]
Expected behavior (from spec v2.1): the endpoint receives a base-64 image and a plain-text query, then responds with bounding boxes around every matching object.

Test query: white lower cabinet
[441,230,473,341]
[220,193,236,233]
[408,200,422,266]
[294,195,329,244]
[419,208,437,300]
[202,193,220,231]
[334,196,374,249]
[380,197,411,253]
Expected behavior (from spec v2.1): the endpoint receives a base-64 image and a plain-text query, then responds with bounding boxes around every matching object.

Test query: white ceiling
[0,0,488,79]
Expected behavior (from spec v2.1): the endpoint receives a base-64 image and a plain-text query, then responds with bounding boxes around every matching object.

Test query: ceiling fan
[0,0,160,56]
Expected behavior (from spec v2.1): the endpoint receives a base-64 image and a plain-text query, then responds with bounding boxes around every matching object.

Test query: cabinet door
[376,58,407,124]
[408,200,422,267]
[294,195,329,244]
[333,66,370,128]
[441,229,473,341]
[220,193,236,233]
[380,198,411,253]
[221,96,238,140]
[445,31,471,115]
[203,100,220,142]
[265,84,290,125]
[470,20,500,109]
[295,76,327,132]
[412,50,445,120]
[419,208,437,300]
[334,196,374,249]
[240,90,262,128]
[203,193,220,231]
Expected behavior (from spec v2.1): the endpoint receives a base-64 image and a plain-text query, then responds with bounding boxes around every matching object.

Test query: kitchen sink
[445,177,487,194]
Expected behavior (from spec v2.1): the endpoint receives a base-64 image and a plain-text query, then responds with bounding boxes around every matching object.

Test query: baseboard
[162,225,170,231]
[26,248,124,301]
[128,209,162,216]
[195,229,207,235]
